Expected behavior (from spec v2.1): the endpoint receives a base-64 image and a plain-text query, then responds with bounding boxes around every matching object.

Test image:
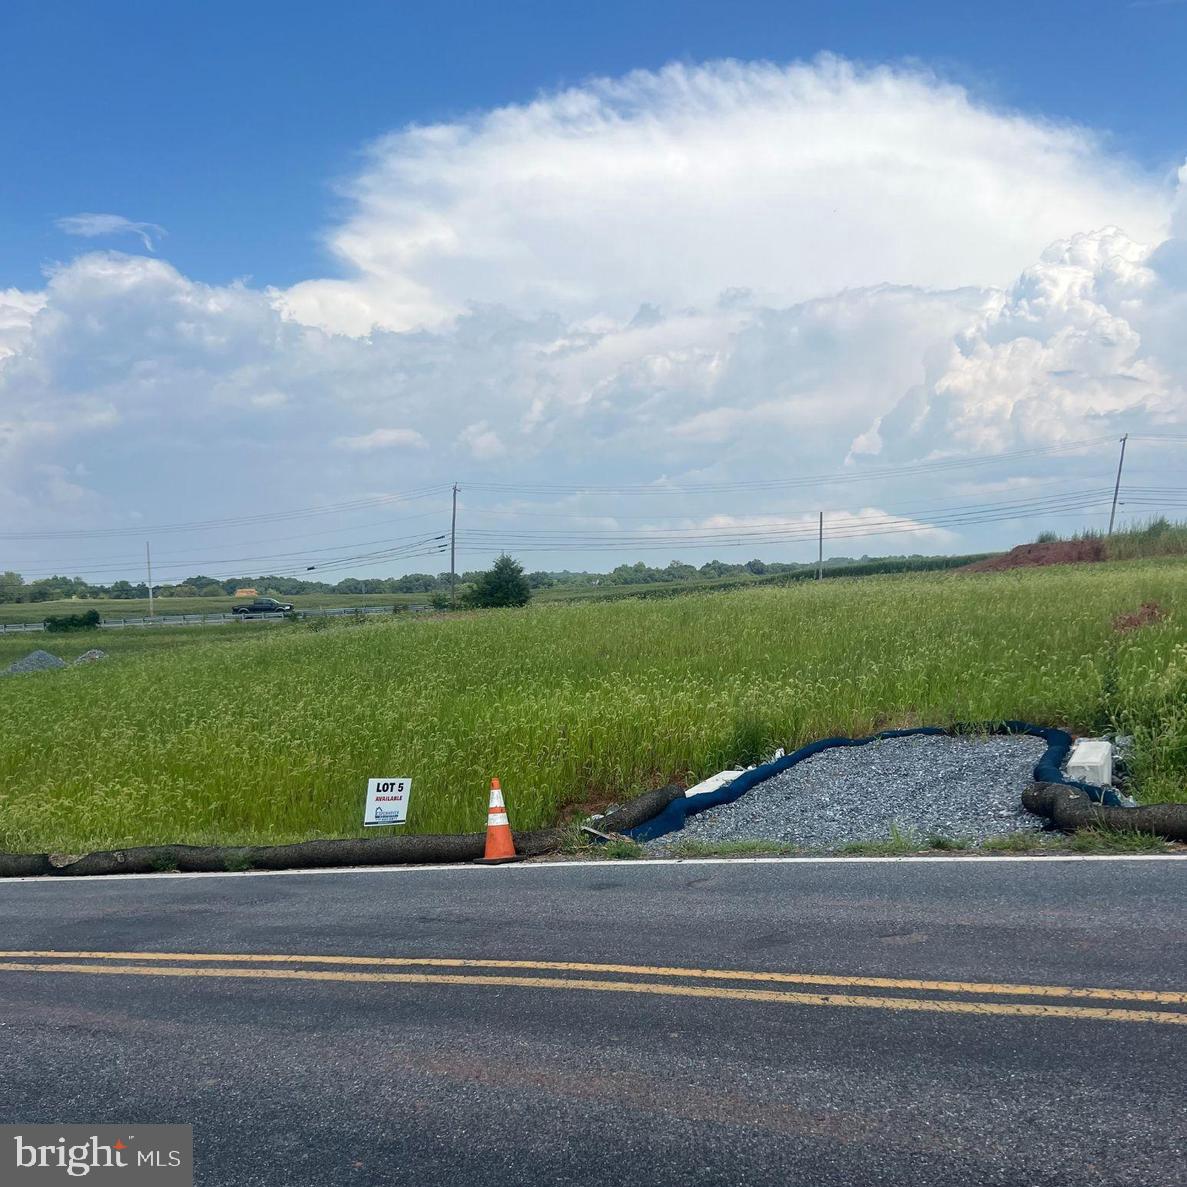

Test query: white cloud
[697,508,956,546]
[866,225,1187,458]
[0,288,44,361]
[334,427,428,451]
[1,58,1186,574]
[280,57,1167,334]
[459,421,506,460]
[56,213,166,252]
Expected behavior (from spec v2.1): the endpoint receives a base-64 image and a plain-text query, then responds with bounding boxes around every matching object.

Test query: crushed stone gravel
[2,649,68,677]
[647,733,1050,852]
[73,649,108,665]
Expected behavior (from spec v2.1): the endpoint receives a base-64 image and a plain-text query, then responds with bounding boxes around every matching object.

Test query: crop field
[1,559,1184,853]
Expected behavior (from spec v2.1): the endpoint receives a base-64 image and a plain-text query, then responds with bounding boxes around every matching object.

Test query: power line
[462,437,1116,496]
[454,488,1115,547]
[0,485,452,542]
[211,536,450,580]
[23,479,1182,582]
[455,470,1095,521]
[11,524,454,580]
[1108,434,1129,536]
[452,490,1118,555]
[450,483,458,608]
[8,437,1185,583]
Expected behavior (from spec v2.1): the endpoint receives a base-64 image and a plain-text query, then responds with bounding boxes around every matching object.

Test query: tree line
[0,552,963,604]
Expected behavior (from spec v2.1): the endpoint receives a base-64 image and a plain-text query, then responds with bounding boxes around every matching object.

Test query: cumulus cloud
[459,421,507,460]
[1149,161,1187,289]
[2,57,1186,574]
[280,57,1167,334]
[55,213,166,252]
[0,288,44,361]
[865,225,1187,459]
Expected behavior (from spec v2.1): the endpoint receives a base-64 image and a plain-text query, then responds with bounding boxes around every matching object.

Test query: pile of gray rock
[647,733,1050,851]
[2,649,68,677]
[1,648,109,677]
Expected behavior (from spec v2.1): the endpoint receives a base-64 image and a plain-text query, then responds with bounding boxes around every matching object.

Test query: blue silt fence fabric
[626,722,1123,843]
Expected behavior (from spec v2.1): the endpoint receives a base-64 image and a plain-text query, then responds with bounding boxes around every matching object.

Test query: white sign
[364,777,411,827]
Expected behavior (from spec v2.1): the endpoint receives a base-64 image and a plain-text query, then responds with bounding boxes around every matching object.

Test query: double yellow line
[1,950,1184,1025]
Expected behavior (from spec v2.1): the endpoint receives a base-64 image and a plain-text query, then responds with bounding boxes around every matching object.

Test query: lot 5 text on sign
[364,778,411,827]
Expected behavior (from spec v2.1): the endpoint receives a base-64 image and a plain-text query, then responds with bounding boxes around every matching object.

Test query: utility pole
[449,483,459,606]
[146,541,154,617]
[1107,434,1129,537]
[817,512,823,581]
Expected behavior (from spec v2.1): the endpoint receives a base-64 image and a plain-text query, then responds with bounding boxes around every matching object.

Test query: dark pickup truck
[230,597,294,615]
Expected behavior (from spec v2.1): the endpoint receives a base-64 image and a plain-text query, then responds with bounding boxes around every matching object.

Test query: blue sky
[1,1,1186,582]
[4,0,1185,292]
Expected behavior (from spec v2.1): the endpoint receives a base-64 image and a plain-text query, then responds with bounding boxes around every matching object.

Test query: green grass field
[1,559,1184,853]
[533,554,986,604]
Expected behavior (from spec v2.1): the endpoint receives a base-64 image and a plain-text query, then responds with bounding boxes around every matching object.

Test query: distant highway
[0,603,430,633]
[1,856,1184,1186]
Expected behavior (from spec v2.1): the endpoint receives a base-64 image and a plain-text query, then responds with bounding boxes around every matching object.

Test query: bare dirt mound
[961,538,1105,573]
[1112,601,1166,633]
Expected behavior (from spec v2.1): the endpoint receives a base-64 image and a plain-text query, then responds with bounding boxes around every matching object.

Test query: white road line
[0,853,1183,885]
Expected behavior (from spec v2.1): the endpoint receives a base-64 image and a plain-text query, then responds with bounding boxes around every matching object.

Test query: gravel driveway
[648,733,1049,851]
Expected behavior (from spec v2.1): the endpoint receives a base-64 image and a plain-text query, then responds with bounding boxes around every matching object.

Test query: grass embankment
[535,554,990,604]
[1,559,1184,853]
[0,623,261,668]
[1104,519,1187,561]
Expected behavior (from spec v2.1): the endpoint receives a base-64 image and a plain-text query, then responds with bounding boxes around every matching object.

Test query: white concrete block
[685,770,744,798]
[1065,738,1113,787]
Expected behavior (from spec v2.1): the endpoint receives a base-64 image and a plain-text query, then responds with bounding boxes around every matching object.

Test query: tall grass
[1029,518,1187,561]
[1,560,1184,852]
[1103,518,1187,562]
[0,622,267,668]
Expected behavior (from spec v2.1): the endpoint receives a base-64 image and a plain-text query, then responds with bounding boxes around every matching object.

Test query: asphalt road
[1,857,1184,1186]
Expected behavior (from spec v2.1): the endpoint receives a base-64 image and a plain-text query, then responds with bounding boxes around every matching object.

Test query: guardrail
[0,604,428,633]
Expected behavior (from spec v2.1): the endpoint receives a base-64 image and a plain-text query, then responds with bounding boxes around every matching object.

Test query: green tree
[394,573,437,593]
[0,570,23,603]
[463,554,531,609]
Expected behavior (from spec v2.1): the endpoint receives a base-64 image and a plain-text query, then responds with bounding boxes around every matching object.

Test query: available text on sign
[364,778,411,826]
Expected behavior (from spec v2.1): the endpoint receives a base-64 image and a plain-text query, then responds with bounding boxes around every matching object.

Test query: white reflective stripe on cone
[487,812,510,826]
[489,789,506,809]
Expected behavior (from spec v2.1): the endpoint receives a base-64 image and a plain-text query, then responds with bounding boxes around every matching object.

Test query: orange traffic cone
[474,778,520,865]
